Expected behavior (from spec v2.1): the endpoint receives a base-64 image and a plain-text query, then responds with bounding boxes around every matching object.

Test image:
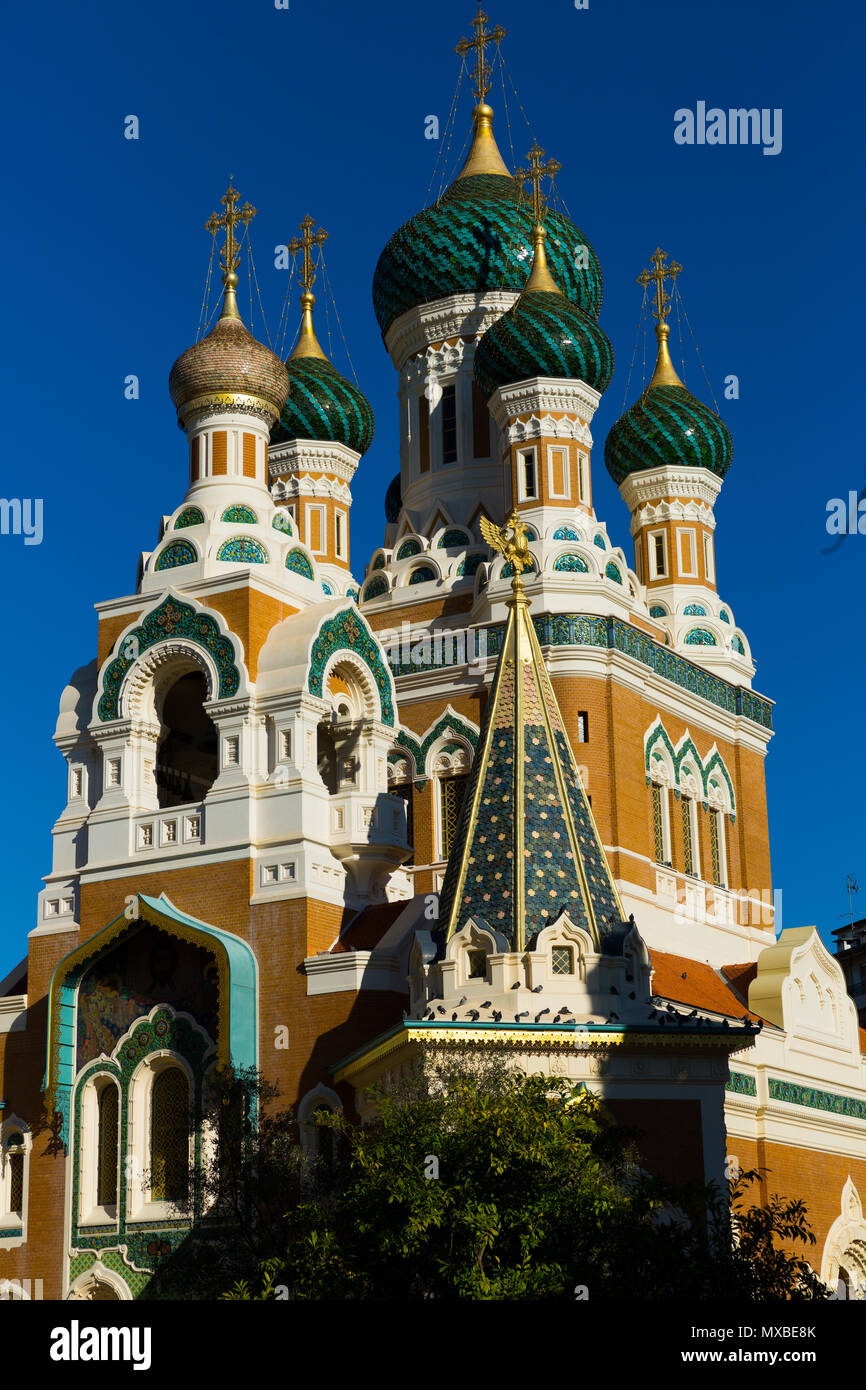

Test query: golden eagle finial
[480,510,532,591]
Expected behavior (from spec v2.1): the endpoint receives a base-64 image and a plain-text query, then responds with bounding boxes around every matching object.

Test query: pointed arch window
[440,773,469,860]
[681,796,699,877]
[651,782,671,865]
[151,1067,189,1204]
[709,808,727,887]
[5,1134,23,1217]
[97,1084,119,1207]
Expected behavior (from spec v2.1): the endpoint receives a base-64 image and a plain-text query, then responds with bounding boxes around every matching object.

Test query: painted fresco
[76,925,218,1068]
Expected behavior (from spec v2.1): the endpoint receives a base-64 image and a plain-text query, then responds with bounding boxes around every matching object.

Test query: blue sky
[2,0,863,970]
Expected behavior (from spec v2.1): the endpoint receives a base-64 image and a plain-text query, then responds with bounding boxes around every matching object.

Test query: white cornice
[629,498,716,534]
[271,473,353,503]
[384,292,519,369]
[619,466,723,512]
[491,378,600,432]
[505,413,594,447]
[268,439,359,483]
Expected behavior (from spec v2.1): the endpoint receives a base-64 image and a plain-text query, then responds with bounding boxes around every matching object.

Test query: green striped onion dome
[271,357,374,456]
[474,290,614,400]
[372,174,602,336]
[604,384,733,485]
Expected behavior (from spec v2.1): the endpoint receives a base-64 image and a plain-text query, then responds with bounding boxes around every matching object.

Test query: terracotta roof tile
[649,949,763,1022]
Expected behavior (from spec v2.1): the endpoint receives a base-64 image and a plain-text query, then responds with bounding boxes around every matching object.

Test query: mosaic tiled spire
[438,518,625,952]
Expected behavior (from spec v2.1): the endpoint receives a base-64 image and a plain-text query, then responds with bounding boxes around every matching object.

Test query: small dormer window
[468,950,487,979]
[552,946,574,976]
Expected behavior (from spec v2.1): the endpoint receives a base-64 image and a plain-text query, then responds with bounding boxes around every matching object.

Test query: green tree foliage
[213,1058,826,1302]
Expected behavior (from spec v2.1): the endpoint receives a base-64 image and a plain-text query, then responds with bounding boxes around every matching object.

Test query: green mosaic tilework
[308,608,394,725]
[725,1071,757,1096]
[98,596,240,719]
[475,290,613,400]
[272,356,374,455]
[768,1078,866,1120]
[386,613,773,731]
[605,383,733,484]
[373,173,603,335]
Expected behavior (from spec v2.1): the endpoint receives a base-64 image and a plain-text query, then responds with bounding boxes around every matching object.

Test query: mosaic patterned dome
[474,286,614,399]
[372,149,602,336]
[169,276,289,428]
[604,325,733,484]
[272,356,374,455]
[271,289,374,455]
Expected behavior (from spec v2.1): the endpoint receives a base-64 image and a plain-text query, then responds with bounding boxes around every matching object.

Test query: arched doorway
[156,671,218,808]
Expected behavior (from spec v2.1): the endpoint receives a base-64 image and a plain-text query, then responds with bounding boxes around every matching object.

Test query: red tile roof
[649,949,764,1023]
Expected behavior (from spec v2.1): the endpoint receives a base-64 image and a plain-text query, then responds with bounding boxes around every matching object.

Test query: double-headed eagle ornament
[480,510,532,585]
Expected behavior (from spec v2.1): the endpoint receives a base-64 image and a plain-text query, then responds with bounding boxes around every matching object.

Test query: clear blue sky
[2,0,863,971]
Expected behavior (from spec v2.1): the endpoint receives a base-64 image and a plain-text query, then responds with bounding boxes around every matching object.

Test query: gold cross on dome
[637,247,683,322]
[205,181,257,276]
[514,143,562,227]
[455,4,506,103]
[288,215,329,294]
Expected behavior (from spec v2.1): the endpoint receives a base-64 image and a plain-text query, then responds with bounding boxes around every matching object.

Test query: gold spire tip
[637,248,685,389]
[514,144,563,294]
[206,181,256,323]
[455,5,506,104]
[288,216,329,361]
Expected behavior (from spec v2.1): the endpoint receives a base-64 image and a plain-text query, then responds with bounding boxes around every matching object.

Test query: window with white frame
[0,1120,29,1241]
[703,533,715,583]
[709,808,727,887]
[106,757,121,789]
[440,383,458,465]
[305,504,327,555]
[517,448,538,502]
[576,450,589,505]
[650,780,672,865]
[677,528,698,578]
[335,510,348,560]
[127,1057,193,1221]
[648,530,668,580]
[547,446,570,500]
[681,794,700,877]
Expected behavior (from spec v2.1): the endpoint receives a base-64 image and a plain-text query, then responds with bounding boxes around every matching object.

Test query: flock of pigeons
[401,985,763,1032]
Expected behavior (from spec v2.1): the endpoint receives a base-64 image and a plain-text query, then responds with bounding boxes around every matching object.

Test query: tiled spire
[438,516,625,952]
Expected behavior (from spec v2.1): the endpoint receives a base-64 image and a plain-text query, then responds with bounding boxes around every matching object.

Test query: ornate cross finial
[288,215,329,294]
[205,181,257,279]
[514,142,562,228]
[637,247,683,322]
[455,4,506,103]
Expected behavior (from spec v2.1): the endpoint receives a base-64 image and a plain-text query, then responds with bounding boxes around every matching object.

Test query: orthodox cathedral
[2,6,866,1302]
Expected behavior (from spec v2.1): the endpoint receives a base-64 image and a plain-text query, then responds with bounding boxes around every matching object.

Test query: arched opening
[151,1066,189,1204]
[96,1084,119,1207]
[4,1132,24,1217]
[156,671,218,808]
[317,667,365,797]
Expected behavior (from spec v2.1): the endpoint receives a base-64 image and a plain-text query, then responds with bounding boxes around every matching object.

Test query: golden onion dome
[169,271,290,430]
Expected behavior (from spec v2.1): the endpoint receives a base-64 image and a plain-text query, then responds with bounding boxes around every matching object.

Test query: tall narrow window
[439,773,469,859]
[518,448,537,501]
[418,394,430,474]
[472,380,490,459]
[97,1086,119,1207]
[151,1068,189,1204]
[576,451,589,505]
[710,809,726,887]
[335,510,347,560]
[650,531,667,579]
[682,796,697,876]
[704,533,715,583]
[441,384,457,464]
[5,1133,24,1217]
[677,528,698,578]
[395,782,414,863]
[651,784,666,864]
